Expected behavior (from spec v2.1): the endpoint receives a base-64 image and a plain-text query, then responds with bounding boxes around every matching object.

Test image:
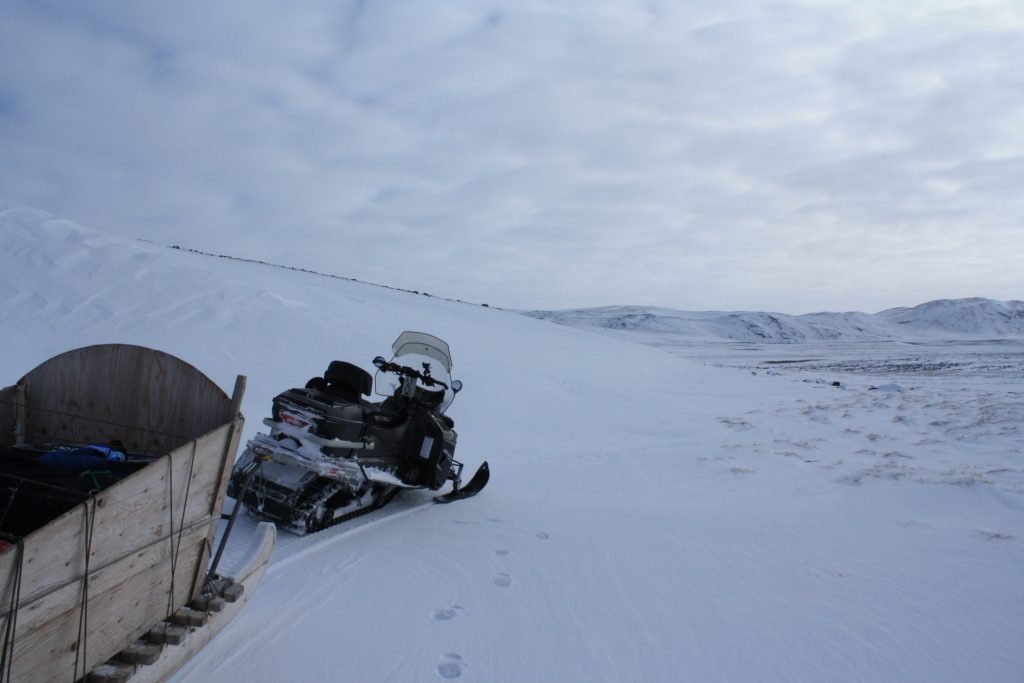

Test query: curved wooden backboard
[14,344,237,455]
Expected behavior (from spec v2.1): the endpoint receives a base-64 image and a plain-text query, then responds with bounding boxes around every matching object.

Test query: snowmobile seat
[324,361,373,403]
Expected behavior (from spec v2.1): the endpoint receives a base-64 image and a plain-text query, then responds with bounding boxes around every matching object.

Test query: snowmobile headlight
[252,444,274,460]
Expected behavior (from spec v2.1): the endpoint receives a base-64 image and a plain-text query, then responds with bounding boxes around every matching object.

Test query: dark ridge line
[140,240,499,310]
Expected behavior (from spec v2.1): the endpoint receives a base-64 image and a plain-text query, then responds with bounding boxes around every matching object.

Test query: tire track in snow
[268,496,436,576]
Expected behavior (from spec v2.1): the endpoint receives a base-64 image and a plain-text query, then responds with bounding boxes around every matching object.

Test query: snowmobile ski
[435,461,490,503]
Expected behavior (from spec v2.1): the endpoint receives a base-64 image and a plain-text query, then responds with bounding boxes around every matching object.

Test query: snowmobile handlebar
[372,356,453,391]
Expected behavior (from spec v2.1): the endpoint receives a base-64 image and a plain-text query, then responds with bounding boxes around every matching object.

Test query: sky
[1,0,1022,314]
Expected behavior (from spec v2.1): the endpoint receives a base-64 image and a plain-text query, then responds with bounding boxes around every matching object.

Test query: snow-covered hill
[526,298,1024,344]
[3,203,1022,683]
[878,297,1024,336]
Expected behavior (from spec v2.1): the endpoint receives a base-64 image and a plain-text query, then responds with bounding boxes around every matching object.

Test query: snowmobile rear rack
[262,417,377,450]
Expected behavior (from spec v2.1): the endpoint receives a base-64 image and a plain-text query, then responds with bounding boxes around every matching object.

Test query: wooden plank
[1,520,209,636]
[228,375,246,422]
[88,661,134,683]
[178,416,242,603]
[14,383,26,446]
[118,639,164,665]
[0,424,231,610]
[0,383,15,445]
[190,416,245,599]
[145,624,187,645]
[0,523,209,683]
[90,425,232,582]
[178,424,237,531]
[0,436,234,680]
[18,344,234,454]
[0,503,89,609]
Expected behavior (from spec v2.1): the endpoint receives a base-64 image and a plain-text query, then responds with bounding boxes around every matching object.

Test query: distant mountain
[525,298,1024,343]
[877,298,1024,337]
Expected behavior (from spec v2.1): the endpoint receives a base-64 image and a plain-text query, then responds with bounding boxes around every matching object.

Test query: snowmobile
[227,332,488,533]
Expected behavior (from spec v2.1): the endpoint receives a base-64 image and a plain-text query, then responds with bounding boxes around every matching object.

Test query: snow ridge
[526,299,1024,343]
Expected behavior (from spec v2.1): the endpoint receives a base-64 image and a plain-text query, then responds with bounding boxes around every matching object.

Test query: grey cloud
[1,0,1021,313]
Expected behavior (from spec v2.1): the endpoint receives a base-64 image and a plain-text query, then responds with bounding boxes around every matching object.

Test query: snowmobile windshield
[391,331,452,373]
[376,332,458,411]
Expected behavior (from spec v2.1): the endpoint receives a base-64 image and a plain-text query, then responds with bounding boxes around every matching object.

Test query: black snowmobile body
[228,332,488,533]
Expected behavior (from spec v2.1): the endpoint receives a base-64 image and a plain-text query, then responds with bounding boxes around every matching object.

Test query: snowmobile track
[302,485,402,534]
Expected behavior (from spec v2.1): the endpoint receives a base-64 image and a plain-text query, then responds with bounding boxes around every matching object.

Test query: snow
[526,298,1024,344]
[2,202,1022,682]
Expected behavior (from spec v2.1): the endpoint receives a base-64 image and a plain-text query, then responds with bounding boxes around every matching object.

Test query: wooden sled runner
[0,344,275,682]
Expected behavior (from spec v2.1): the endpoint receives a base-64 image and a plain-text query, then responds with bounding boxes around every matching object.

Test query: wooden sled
[0,344,274,683]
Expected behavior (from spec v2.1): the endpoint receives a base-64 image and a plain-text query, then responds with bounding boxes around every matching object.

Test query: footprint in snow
[494,572,512,588]
[431,606,464,621]
[717,417,753,430]
[535,531,550,540]
[437,653,466,679]
[495,549,510,556]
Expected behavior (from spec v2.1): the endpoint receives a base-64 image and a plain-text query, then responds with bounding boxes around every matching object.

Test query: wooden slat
[0,423,233,610]
[1,526,209,683]
[178,423,238,536]
[189,416,244,602]
[0,421,237,681]
[0,521,209,638]
[0,383,16,445]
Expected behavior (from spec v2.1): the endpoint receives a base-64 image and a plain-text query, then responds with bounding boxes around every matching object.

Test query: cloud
[1,0,1022,313]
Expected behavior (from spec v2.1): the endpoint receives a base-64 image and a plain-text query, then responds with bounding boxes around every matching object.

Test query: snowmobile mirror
[372,356,388,370]
[451,380,462,393]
